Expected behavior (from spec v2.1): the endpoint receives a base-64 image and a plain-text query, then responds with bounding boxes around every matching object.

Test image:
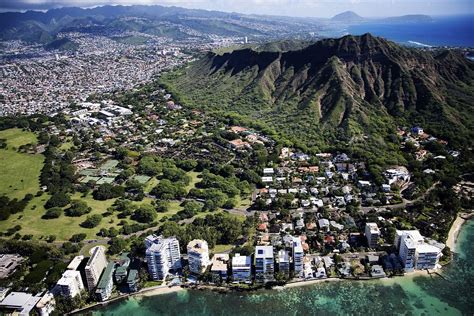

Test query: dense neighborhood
[0,80,469,315]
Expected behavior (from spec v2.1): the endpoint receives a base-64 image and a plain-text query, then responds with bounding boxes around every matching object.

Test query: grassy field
[0,128,44,200]
[0,192,187,241]
[212,244,234,253]
[0,132,249,241]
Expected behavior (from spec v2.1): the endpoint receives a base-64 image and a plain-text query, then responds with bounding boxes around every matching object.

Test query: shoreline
[283,277,343,289]
[446,212,473,252]
[77,212,472,314]
[134,285,185,298]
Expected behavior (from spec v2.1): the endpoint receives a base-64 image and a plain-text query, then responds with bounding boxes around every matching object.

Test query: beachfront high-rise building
[292,237,304,278]
[277,250,290,276]
[416,244,443,269]
[231,254,252,283]
[255,246,274,283]
[395,230,443,271]
[187,239,210,275]
[95,262,115,302]
[56,270,84,298]
[365,223,380,249]
[85,246,108,291]
[145,235,181,280]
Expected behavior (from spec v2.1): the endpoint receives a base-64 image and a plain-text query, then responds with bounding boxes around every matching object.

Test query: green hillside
[161,34,474,163]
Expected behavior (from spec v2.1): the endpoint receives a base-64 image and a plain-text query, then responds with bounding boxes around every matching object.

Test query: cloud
[0,0,472,17]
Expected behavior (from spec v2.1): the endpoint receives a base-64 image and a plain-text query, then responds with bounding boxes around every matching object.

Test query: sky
[0,0,473,17]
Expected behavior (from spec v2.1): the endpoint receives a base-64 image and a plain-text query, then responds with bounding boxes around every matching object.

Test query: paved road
[360,181,440,214]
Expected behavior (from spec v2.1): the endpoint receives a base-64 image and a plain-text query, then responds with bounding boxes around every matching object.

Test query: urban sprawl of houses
[0,101,456,315]
[0,31,247,116]
[0,32,466,315]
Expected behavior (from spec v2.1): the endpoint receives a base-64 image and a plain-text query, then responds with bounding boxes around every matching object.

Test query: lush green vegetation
[161,35,474,167]
[0,128,44,200]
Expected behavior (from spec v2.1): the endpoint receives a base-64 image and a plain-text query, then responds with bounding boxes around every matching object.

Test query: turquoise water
[91,221,474,315]
[346,15,474,47]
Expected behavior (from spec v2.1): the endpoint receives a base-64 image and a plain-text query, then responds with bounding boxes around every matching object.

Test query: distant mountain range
[0,6,434,47]
[0,5,321,45]
[331,11,365,23]
[331,11,433,24]
[161,34,473,158]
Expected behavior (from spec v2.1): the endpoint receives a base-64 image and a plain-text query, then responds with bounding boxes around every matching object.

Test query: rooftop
[366,223,380,234]
[0,292,41,314]
[67,255,84,271]
[232,254,251,267]
[211,254,229,272]
[255,246,273,259]
[187,240,209,254]
[97,262,115,290]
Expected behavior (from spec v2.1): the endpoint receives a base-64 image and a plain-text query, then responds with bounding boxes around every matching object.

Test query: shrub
[42,207,62,219]
[70,233,87,243]
[45,192,70,209]
[80,214,103,228]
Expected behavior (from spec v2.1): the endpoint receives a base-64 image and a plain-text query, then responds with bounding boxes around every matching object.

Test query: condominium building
[95,262,115,302]
[416,244,443,269]
[126,269,139,292]
[36,292,55,316]
[66,255,84,271]
[85,246,108,291]
[231,254,252,283]
[277,250,290,276]
[56,270,84,298]
[396,230,443,271]
[255,246,274,283]
[187,239,210,275]
[210,254,229,279]
[365,223,380,249]
[292,238,304,278]
[145,235,181,280]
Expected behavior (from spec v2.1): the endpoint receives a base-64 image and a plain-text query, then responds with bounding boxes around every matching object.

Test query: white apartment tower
[277,250,290,276]
[396,230,443,271]
[145,235,181,280]
[84,246,108,291]
[56,270,84,298]
[255,246,274,283]
[292,237,304,278]
[187,239,210,275]
[231,254,252,283]
[365,223,380,249]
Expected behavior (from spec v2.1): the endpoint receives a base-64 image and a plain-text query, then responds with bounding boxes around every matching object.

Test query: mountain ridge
[161,34,474,159]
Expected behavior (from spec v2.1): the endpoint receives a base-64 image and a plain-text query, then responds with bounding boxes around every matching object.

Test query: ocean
[90,220,474,315]
[344,15,474,47]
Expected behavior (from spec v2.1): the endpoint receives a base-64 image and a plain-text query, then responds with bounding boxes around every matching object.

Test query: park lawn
[192,210,246,222]
[156,200,182,221]
[212,244,234,253]
[185,171,201,192]
[0,189,188,241]
[0,128,37,148]
[0,193,117,241]
[0,128,43,200]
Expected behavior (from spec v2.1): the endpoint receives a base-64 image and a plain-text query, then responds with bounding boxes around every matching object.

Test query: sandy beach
[446,213,471,251]
[135,285,185,297]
